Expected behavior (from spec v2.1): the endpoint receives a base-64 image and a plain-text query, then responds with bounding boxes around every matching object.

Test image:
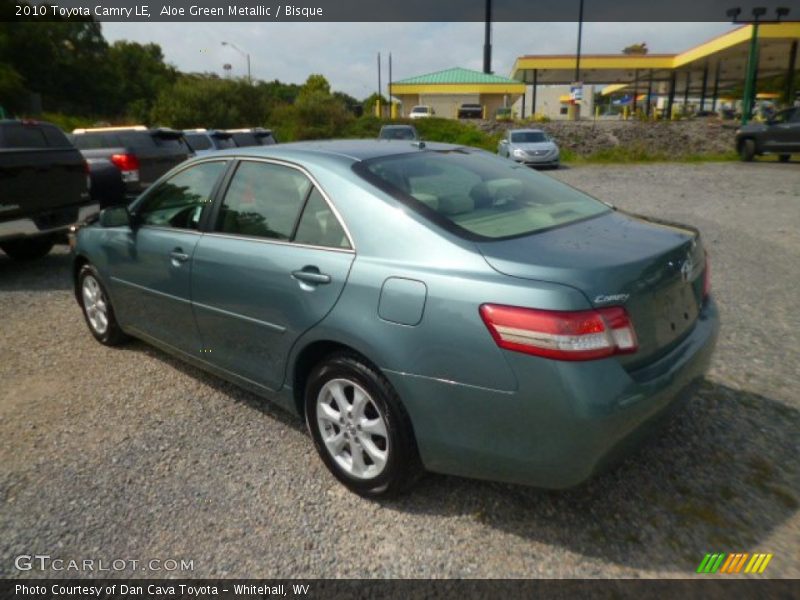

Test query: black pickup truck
[69,126,191,200]
[736,106,800,162]
[0,119,96,260]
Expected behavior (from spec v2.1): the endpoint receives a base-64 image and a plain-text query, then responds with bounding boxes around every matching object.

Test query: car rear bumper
[385,297,719,488]
[0,202,100,242]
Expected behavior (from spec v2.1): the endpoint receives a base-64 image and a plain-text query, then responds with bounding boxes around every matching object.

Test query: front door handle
[170,248,190,263]
[291,267,331,285]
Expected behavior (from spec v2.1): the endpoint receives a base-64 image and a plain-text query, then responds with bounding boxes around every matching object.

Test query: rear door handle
[291,267,331,285]
[170,249,190,263]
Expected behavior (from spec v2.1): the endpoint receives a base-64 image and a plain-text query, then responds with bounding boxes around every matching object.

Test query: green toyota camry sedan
[73,140,719,497]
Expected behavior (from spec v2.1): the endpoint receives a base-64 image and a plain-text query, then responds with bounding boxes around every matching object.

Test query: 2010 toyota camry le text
[72,140,719,497]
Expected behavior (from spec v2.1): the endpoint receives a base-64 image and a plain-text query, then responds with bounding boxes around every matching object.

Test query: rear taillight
[703,252,711,299]
[110,153,140,182]
[83,159,91,190]
[479,304,638,361]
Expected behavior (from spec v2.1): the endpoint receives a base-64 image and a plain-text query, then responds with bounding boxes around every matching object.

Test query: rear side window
[212,135,236,149]
[231,132,258,147]
[217,161,311,240]
[138,161,227,230]
[1,124,49,148]
[185,134,211,151]
[357,150,609,240]
[293,188,350,249]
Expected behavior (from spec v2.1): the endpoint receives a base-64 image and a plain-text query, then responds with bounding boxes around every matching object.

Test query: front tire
[77,264,127,346]
[778,154,791,163]
[0,236,54,260]
[305,352,422,497]
[739,139,756,162]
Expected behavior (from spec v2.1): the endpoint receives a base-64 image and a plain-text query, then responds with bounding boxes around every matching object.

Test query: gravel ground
[1,162,798,579]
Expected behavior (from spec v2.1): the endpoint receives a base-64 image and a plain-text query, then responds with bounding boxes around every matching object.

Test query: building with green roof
[391,67,525,119]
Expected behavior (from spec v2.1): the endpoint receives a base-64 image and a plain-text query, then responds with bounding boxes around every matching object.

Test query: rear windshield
[356,150,609,240]
[511,131,547,143]
[1,124,49,148]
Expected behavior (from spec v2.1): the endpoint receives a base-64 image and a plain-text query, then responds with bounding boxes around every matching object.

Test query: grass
[560,146,738,164]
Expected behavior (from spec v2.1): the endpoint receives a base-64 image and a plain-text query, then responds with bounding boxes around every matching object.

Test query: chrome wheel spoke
[327,381,350,412]
[350,443,367,476]
[360,417,387,437]
[323,430,347,455]
[359,434,387,470]
[351,386,368,419]
[318,402,341,424]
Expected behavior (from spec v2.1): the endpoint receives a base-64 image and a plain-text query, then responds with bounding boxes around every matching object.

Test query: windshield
[411,107,429,113]
[357,150,609,240]
[380,127,416,140]
[510,131,547,143]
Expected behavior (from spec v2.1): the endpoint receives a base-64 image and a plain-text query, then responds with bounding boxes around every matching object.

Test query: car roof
[206,139,465,162]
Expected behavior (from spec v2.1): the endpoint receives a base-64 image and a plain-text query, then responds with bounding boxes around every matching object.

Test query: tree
[106,41,177,120]
[622,43,648,55]
[150,75,267,129]
[362,93,388,115]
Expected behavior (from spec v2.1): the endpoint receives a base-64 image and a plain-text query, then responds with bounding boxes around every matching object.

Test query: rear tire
[739,139,756,162]
[305,352,422,498]
[778,154,791,163]
[0,237,54,260]
[77,264,127,346]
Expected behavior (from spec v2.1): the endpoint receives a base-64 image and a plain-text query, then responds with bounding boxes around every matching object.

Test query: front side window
[356,150,609,240]
[137,161,227,229]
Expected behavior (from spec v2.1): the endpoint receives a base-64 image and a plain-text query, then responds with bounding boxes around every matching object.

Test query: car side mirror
[98,206,134,228]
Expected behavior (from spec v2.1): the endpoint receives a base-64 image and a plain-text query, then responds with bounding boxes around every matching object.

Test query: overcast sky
[101,22,737,98]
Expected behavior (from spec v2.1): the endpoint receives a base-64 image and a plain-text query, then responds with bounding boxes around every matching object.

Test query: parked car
[0,119,95,260]
[736,107,800,162]
[457,103,483,119]
[69,126,191,200]
[498,128,560,168]
[183,129,236,155]
[378,125,420,141]
[73,140,718,497]
[408,105,434,119]
[225,127,277,147]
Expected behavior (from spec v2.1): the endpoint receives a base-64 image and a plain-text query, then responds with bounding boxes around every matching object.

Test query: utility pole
[483,0,492,73]
[377,52,382,118]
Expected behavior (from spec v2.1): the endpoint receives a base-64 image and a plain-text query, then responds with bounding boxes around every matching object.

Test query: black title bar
[4,0,800,22]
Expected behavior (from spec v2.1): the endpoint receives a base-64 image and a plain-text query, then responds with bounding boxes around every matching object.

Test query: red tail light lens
[703,252,711,299]
[479,304,638,361]
[110,153,140,183]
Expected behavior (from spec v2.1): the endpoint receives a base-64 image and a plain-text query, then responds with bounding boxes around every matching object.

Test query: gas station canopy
[511,23,800,99]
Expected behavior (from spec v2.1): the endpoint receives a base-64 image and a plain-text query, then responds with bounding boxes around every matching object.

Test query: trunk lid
[477,211,707,368]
